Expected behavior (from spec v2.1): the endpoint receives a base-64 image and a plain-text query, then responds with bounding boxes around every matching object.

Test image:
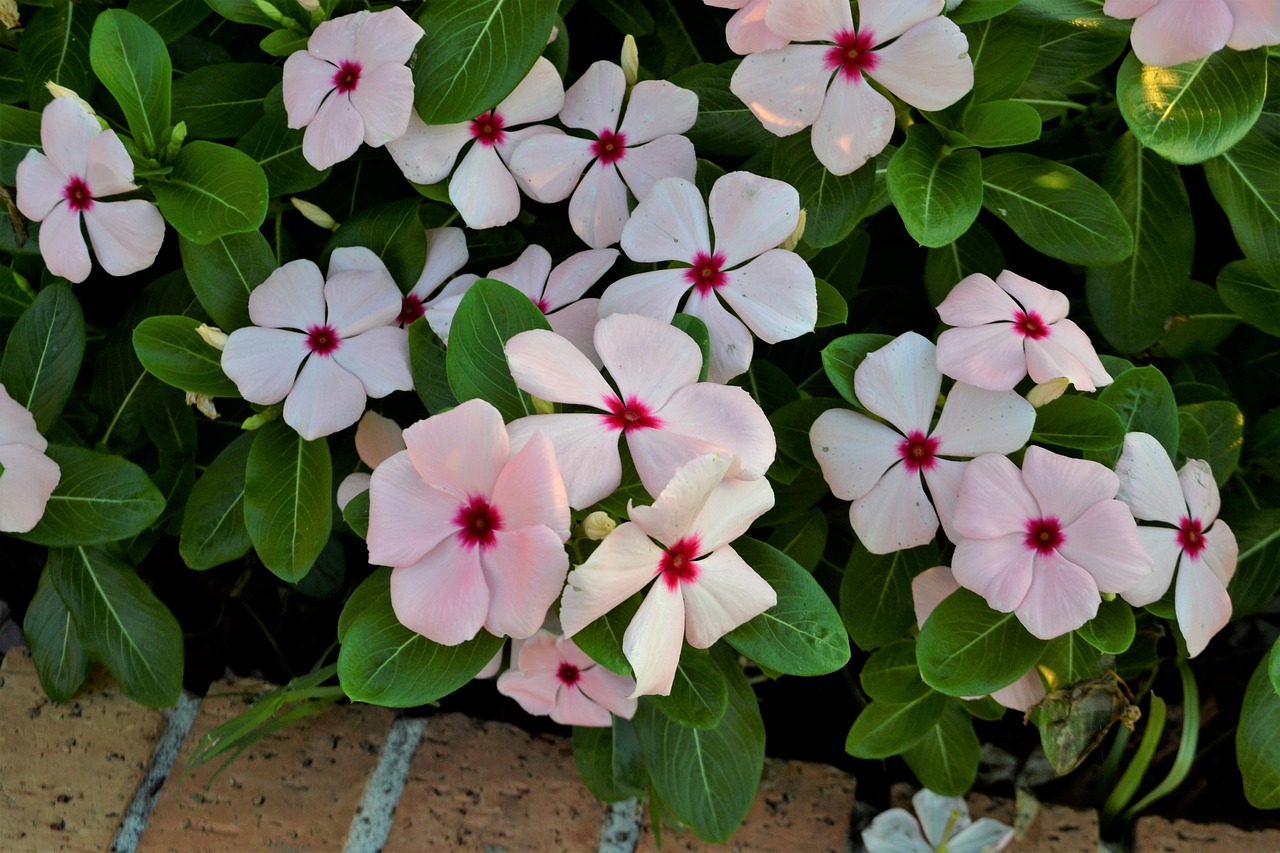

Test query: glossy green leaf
[179,231,273,331]
[887,124,982,248]
[846,690,947,759]
[573,594,640,676]
[770,134,873,248]
[133,315,239,397]
[1241,650,1280,807]
[1218,260,1280,337]
[20,0,98,109]
[0,283,85,432]
[152,140,269,244]
[956,100,1042,148]
[19,446,165,546]
[324,199,427,291]
[841,542,935,650]
[172,63,279,139]
[1226,509,1280,619]
[961,16,1038,104]
[1076,597,1136,654]
[446,278,551,421]
[651,650,729,730]
[90,10,171,156]
[1008,0,1132,36]
[1178,400,1244,485]
[1038,631,1103,691]
[820,333,893,408]
[179,431,253,570]
[1088,366,1180,466]
[814,278,848,327]
[1204,132,1280,287]
[24,571,91,702]
[924,222,1005,306]
[244,421,332,582]
[573,723,644,803]
[407,319,459,415]
[0,105,41,186]
[948,0,1023,23]
[917,588,1047,697]
[670,62,776,158]
[125,0,210,42]
[901,702,981,796]
[861,639,929,704]
[237,103,330,196]
[1031,395,1126,450]
[765,510,827,573]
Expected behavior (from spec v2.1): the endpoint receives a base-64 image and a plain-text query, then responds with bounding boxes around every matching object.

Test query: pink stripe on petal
[390,537,490,645]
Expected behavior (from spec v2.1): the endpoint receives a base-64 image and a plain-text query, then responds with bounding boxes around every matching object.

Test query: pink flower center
[63,176,93,212]
[659,535,701,591]
[305,324,342,356]
[453,495,504,550]
[591,129,628,166]
[556,662,581,687]
[533,295,550,313]
[897,430,939,473]
[1178,516,1207,558]
[332,60,362,94]
[683,251,728,296]
[824,29,879,81]
[1013,309,1051,340]
[1024,517,1065,556]
[397,294,425,327]
[469,110,507,147]
[601,394,663,434]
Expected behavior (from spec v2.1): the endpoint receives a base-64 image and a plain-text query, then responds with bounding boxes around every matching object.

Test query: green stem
[1101,692,1166,822]
[1123,660,1200,821]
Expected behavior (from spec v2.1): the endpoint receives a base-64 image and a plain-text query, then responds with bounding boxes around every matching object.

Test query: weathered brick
[1133,815,1280,852]
[0,649,165,853]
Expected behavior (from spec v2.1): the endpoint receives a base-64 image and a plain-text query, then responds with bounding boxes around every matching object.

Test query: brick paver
[1133,815,1280,852]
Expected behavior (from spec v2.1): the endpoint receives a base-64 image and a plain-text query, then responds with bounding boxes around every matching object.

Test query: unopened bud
[531,394,555,415]
[1026,377,1069,408]
[1101,591,1116,602]
[242,405,282,430]
[296,0,320,12]
[251,0,290,25]
[46,82,95,115]
[291,197,339,231]
[780,209,806,251]
[196,323,228,351]
[185,392,221,420]
[0,0,19,30]
[582,511,616,541]
[621,35,639,87]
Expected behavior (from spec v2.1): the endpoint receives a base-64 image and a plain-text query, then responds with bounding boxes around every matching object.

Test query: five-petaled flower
[16,97,165,284]
[1115,432,1238,657]
[0,383,61,534]
[862,788,1015,853]
[1104,0,1280,67]
[367,399,572,646]
[496,629,638,726]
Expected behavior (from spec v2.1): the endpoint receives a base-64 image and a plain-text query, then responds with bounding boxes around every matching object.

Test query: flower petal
[623,582,687,697]
[1015,553,1100,639]
[620,176,709,263]
[568,160,631,249]
[330,326,412,398]
[1104,0,1158,18]
[615,134,698,204]
[682,290,754,383]
[491,432,570,539]
[765,0,852,41]
[543,249,618,311]
[810,407,903,501]
[496,668,560,717]
[336,472,370,511]
[932,383,1035,457]
[1115,432,1185,525]
[811,75,895,176]
[595,313,701,408]
[403,398,508,502]
[860,809,933,853]
[386,114,472,185]
[1059,499,1154,592]
[1178,457,1220,525]
[353,6,423,67]
[598,270,690,323]
[912,565,960,628]
[390,537,490,645]
[709,172,800,270]
[41,97,99,178]
[561,60,624,134]
[867,16,973,112]
[325,251,400,330]
[989,672,1045,714]
[15,152,66,221]
[367,451,459,566]
[506,414,620,510]
[858,0,946,44]
[1025,319,1111,391]
[1022,446,1119,526]
[411,227,470,298]
[730,45,832,137]
[482,524,570,640]
[1129,0,1232,66]
[935,324,1027,391]
[952,533,1035,612]
[488,244,552,303]
[855,332,941,436]
[509,132,595,204]
[560,522,663,636]
[82,199,165,277]
[547,300,603,367]
[654,382,776,481]
[912,788,971,847]
[628,452,734,546]
[1121,526,1179,606]
[1226,0,1280,50]
[682,546,777,648]
[996,270,1069,322]
[1201,519,1238,587]
[449,143,521,229]
[307,11,359,64]
[937,273,1020,326]
[221,327,308,404]
[86,130,138,198]
[283,354,367,439]
[724,0,790,54]
[283,52,338,129]
[303,92,364,170]
[250,259,327,330]
[686,476,775,554]
[619,79,699,144]
[350,63,416,147]
[850,461,939,554]
[496,57,565,126]
[922,457,967,544]
[506,328,615,406]
[718,251,817,344]
[0,443,60,534]
[576,664,639,720]
[954,453,1039,540]
[36,205,91,284]
[1176,558,1231,657]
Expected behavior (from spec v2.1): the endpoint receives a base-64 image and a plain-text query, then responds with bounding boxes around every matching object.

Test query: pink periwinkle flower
[367,399,571,646]
[16,97,165,284]
[600,171,816,383]
[704,0,789,54]
[730,0,974,175]
[337,410,405,510]
[505,313,776,509]
[221,248,413,440]
[496,629,638,726]
[394,227,470,332]
[1115,432,1237,657]
[810,333,1035,554]
[510,61,698,249]
[913,566,1045,712]
[952,447,1154,640]
[387,58,564,229]
[0,383,61,534]
[1104,0,1280,67]
[282,8,424,170]
[936,270,1112,393]
[559,453,777,697]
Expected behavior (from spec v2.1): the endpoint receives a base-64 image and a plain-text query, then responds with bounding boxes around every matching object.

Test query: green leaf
[152,140,269,244]
[669,62,776,159]
[1021,17,1126,89]
[20,0,98,110]
[1270,639,1280,697]
[1038,631,1103,691]
[47,545,183,707]
[1226,509,1280,619]
[671,314,712,383]
[814,278,848,327]
[446,278,551,421]
[956,100,1042,148]
[179,231,273,331]
[1086,133,1191,353]
[413,0,556,125]
[841,542,935,650]
[901,702,981,796]
[1178,400,1244,485]
[924,222,1005,306]
[765,509,827,572]
[1218,260,1280,337]
[770,398,846,469]
[172,63,279,139]
[887,124,982,248]
[342,488,370,540]
[917,588,1047,697]
[24,571,92,702]
[179,431,253,570]
[651,650,729,730]
[0,48,22,106]
[1204,132,1280,287]
[819,334,893,408]
[960,16,1038,104]
[337,569,504,706]
[0,283,85,432]
[861,639,929,704]
[244,421,332,582]
[1076,597,1135,654]
[585,0,654,33]
[1031,395,1126,450]
[1088,366,1179,466]
[725,538,850,676]
[1153,279,1238,358]
[237,103,330,197]
[573,594,640,676]
[1240,650,1280,808]
[981,153,1133,265]
[0,266,35,317]
[573,724,644,803]
[633,648,765,843]
[770,133,872,249]
[845,690,947,759]
[407,319,459,415]
[0,105,41,186]
[90,10,172,156]
[19,446,165,546]
[1118,48,1267,165]
[948,0,1024,23]
[133,315,239,397]
[126,0,210,43]
[324,199,427,291]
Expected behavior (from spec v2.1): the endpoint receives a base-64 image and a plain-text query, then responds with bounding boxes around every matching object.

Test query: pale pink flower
[367,399,571,645]
[510,61,698,249]
[952,447,1154,640]
[936,270,1112,393]
[386,58,564,229]
[704,0,789,54]
[0,383,61,534]
[282,8,424,170]
[810,333,1035,554]
[862,788,1014,853]
[1115,432,1237,657]
[221,248,413,440]
[394,227,470,332]
[912,566,1045,712]
[729,0,973,175]
[1104,0,1280,67]
[337,411,405,510]
[600,172,816,383]
[559,453,777,697]
[505,313,776,509]
[16,97,164,284]
[496,629,638,726]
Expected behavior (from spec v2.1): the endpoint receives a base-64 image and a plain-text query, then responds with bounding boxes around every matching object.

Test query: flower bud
[531,394,556,416]
[621,35,639,87]
[196,323,228,351]
[296,0,320,12]
[251,0,290,25]
[780,209,806,251]
[1026,377,1070,408]
[185,393,221,420]
[1,0,18,30]
[582,511,616,541]
[45,83,96,116]
[291,197,339,231]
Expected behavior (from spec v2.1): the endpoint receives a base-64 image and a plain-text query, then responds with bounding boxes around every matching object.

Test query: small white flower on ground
[0,383,61,534]
[862,788,1014,853]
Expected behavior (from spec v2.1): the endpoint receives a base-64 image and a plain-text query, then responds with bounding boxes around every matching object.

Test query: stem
[1101,692,1166,822]
[1123,660,1200,820]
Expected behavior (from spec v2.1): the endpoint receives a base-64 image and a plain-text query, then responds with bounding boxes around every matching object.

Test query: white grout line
[110,691,202,853]
[598,797,642,853]
[343,716,427,853]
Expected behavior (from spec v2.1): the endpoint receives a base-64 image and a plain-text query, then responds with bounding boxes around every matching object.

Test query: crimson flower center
[556,662,581,687]
[659,535,702,591]
[824,29,879,81]
[1013,309,1051,340]
[469,110,507,147]
[397,294,425,327]
[601,394,663,434]
[897,430,940,474]
[1178,516,1207,558]
[683,251,728,296]
[305,324,342,356]
[591,128,628,166]
[332,60,362,94]
[63,176,94,213]
[453,495,503,550]
[1024,517,1065,556]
